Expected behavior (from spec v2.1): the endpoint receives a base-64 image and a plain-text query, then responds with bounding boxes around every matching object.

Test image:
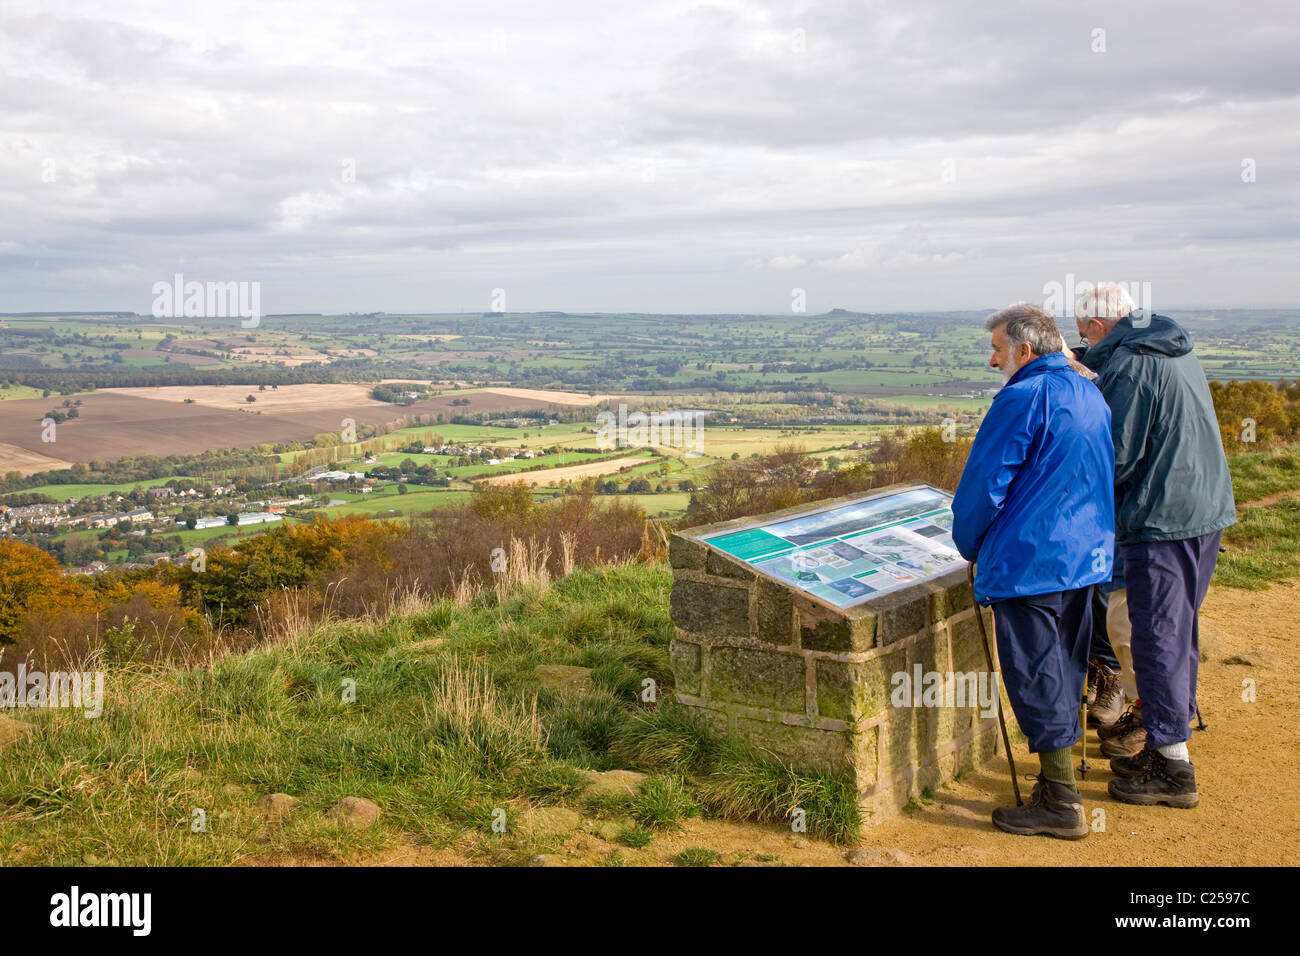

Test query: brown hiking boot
[1098,703,1141,741]
[1088,671,1126,727]
[1099,716,1146,758]
[1085,660,1100,706]
[992,775,1088,840]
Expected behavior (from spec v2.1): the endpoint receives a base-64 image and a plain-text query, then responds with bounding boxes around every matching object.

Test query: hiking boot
[1108,750,1199,808]
[991,774,1089,840]
[1109,749,1152,778]
[1098,703,1141,741]
[1085,660,1100,706]
[1098,720,1146,758]
[1088,671,1126,727]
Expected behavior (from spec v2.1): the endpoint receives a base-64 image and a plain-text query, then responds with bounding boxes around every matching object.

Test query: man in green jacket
[1075,284,1236,808]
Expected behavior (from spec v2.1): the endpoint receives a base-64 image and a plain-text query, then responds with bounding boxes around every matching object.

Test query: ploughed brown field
[477,386,625,406]
[0,384,580,474]
[0,442,72,474]
[108,383,386,413]
[478,455,649,486]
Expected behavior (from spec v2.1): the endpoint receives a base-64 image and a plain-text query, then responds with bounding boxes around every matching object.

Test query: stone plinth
[668,485,1014,826]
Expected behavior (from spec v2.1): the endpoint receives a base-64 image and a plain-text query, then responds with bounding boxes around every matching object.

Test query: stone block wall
[668,488,1016,826]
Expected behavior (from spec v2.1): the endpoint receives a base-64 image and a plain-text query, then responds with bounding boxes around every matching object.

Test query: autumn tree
[0,540,91,644]
[681,442,814,527]
[1209,380,1299,453]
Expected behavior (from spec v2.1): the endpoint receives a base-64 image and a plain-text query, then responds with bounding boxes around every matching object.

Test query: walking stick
[967,563,1022,806]
[1078,698,1090,779]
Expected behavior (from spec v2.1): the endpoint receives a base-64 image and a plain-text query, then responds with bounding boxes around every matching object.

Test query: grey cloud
[0,0,1296,313]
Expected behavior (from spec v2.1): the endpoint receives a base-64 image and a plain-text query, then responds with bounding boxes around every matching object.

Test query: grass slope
[0,562,857,866]
[1216,443,1300,589]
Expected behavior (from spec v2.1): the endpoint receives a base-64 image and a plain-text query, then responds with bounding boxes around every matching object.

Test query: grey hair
[985,303,1067,358]
[1075,283,1136,323]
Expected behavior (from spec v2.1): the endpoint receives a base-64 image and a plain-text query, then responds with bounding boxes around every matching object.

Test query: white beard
[1000,353,1022,384]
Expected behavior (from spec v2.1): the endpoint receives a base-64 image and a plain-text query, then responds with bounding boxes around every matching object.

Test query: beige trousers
[1106,589,1139,700]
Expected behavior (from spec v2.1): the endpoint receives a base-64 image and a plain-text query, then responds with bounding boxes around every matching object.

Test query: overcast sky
[2,0,1298,316]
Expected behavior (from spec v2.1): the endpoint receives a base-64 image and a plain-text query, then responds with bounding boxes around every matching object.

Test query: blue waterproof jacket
[953,351,1116,605]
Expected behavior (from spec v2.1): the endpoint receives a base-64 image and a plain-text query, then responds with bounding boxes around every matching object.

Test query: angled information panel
[699,485,965,609]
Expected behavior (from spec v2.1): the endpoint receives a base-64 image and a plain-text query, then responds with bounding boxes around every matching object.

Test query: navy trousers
[1088,587,1121,674]
[991,586,1094,753]
[1121,529,1222,749]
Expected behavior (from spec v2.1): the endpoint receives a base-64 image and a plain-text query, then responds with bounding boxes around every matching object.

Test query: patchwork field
[119,350,223,366]
[0,385,594,475]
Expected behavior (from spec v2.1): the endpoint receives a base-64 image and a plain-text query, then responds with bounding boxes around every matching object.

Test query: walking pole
[1078,697,1090,779]
[967,563,1022,806]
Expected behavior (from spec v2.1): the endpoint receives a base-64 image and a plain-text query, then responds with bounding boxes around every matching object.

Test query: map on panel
[699,485,966,609]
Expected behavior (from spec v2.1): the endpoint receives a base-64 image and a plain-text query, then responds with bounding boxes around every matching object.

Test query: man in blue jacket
[1076,285,1236,809]
[952,303,1116,839]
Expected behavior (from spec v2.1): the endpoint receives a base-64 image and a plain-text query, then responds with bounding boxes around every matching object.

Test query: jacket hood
[1081,311,1192,371]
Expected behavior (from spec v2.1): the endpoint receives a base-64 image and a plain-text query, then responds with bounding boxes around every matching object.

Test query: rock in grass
[587,820,628,842]
[582,769,647,798]
[0,716,33,750]
[528,854,565,867]
[326,796,381,828]
[518,806,582,841]
[845,846,913,866]
[259,793,300,820]
[533,665,593,695]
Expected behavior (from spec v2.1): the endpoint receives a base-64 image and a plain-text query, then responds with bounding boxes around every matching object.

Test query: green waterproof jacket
[1079,310,1236,545]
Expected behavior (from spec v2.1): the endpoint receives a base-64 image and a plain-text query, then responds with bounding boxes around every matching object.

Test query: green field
[17,476,201,500]
[313,487,475,519]
[275,421,593,474]
[0,384,54,401]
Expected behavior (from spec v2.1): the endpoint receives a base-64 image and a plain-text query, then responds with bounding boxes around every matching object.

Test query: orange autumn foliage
[0,540,94,645]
